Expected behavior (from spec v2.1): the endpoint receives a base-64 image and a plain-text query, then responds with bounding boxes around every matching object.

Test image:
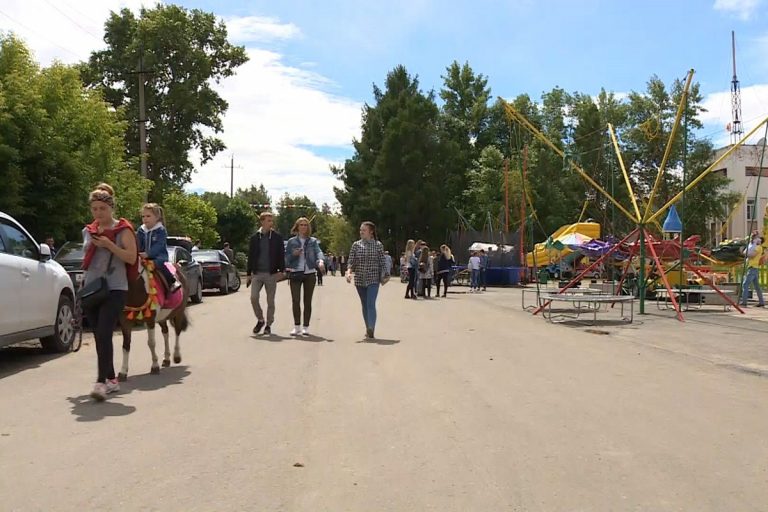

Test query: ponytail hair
[142,202,165,224]
[362,221,377,240]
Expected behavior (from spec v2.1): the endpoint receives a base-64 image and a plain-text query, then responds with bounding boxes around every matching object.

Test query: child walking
[137,203,180,292]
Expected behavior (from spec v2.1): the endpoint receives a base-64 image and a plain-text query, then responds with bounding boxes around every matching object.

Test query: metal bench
[654,288,736,312]
[540,293,634,325]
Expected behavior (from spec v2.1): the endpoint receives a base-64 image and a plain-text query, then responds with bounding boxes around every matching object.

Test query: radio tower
[730,30,744,144]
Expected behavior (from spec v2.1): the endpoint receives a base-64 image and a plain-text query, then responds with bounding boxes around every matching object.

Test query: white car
[0,212,76,352]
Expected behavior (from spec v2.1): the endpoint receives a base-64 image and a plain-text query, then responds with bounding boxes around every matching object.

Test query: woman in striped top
[346,221,389,339]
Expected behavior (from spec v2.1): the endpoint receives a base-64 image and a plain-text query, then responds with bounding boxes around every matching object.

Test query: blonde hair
[259,211,273,221]
[441,244,453,259]
[404,239,415,259]
[142,202,165,224]
[291,217,312,235]
[89,183,115,207]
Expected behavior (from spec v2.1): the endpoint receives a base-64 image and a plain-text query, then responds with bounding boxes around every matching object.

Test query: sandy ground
[1,277,767,511]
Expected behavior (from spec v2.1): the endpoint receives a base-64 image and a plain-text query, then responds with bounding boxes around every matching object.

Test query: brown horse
[117,264,189,381]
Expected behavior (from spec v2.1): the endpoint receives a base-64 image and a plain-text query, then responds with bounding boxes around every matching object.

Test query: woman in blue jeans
[346,221,389,339]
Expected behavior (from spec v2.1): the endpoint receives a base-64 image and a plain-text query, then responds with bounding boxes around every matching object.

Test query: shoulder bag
[77,252,114,310]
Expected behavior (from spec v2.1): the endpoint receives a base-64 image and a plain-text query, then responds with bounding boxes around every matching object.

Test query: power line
[0,8,82,59]
[59,0,103,28]
[42,0,103,43]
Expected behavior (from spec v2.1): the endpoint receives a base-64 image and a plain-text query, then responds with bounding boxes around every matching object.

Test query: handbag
[77,252,114,310]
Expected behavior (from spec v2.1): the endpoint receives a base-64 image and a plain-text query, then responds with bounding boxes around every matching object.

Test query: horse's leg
[147,318,160,374]
[172,315,182,364]
[118,315,131,382]
[160,320,171,367]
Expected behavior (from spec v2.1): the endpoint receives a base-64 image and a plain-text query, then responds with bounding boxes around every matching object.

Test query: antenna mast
[730,30,744,144]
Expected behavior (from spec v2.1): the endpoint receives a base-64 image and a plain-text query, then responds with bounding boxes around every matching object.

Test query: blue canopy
[662,204,683,233]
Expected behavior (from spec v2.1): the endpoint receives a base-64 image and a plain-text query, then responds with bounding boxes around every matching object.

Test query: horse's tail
[174,263,190,333]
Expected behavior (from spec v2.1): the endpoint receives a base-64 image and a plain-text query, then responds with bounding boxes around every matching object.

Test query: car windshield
[55,242,85,262]
[193,250,220,262]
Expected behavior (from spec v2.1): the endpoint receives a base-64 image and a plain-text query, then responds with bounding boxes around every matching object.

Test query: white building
[708,144,768,245]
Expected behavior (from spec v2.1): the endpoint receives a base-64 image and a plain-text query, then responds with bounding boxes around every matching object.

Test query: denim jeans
[356,284,380,330]
[741,267,764,305]
[470,269,480,289]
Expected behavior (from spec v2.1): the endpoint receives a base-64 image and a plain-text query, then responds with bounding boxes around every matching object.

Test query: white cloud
[188,47,362,207]
[713,0,762,20]
[0,0,151,65]
[2,2,361,208]
[700,84,768,147]
[224,16,301,43]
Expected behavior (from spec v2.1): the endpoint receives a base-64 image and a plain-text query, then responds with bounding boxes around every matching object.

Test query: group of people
[401,240,456,299]
[246,212,390,340]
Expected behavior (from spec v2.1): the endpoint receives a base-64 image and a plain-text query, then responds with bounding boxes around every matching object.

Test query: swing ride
[502,68,768,322]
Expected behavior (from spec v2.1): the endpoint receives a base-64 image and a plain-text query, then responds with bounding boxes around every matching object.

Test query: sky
[2,0,768,208]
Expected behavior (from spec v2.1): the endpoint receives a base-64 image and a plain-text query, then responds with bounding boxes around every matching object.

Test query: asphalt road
[1,277,767,511]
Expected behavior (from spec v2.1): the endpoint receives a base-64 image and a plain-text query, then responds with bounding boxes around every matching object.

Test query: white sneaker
[90,383,107,401]
[290,326,300,336]
[105,379,120,394]
[301,326,309,336]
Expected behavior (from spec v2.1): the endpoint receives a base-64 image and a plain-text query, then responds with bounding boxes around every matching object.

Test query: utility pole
[520,145,527,281]
[504,158,510,232]
[222,154,243,198]
[138,43,148,190]
[730,30,744,144]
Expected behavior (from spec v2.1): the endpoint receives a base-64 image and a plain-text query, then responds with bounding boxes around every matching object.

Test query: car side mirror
[177,259,188,266]
[39,243,52,261]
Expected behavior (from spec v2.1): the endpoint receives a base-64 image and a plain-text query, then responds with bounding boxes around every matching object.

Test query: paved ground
[1,277,767,511]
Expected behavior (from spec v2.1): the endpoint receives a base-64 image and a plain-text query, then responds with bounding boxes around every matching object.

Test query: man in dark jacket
[246,212,285,335]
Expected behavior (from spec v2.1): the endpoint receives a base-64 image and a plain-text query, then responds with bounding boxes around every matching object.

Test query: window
[0,232,6,253]
[747,199,756,221]
[745,166,768,177]
[0,220,39,260]
[179,248,191,263]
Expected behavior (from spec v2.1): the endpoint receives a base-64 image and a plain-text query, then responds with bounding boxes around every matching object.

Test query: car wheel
[220,276,230,295]
[40,294,75,353]
[191,276,203,304]
[230,273,241,292]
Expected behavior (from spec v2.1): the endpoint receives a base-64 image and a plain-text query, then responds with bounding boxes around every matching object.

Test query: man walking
[222,242,235,265]
[384,251,393,276]
[740,231,765,307]
[247,212,286,335]
[479,249,489,291]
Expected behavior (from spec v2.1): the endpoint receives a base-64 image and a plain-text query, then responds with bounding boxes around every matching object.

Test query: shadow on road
[356,338,400,345]
[0,344,70,380]
[251,334,292,342]
[67,395,137,422]
[123,364,191,392]
[65,365,190,422]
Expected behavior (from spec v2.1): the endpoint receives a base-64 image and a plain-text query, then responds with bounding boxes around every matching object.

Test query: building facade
[708,144,768,245]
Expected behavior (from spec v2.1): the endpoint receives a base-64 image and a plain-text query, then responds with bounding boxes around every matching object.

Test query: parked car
[193,249,241,294]
[0,212,76,352]
[54,241,85,289]
[166,245,204,304]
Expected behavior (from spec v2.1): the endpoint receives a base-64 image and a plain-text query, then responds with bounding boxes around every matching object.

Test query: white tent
[468,242,515,253]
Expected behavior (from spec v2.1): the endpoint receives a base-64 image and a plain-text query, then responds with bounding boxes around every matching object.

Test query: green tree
[323,214,357,255]
[199,191,231,213]
[236,184,272,210]
[216,197,257,252]
[0,35,150,241]
[81,4,248,199]
[333,65,451,249]
[163,191,218,246]
[438,61,492,210]
[463,145,521,229]
[275,193,317,237]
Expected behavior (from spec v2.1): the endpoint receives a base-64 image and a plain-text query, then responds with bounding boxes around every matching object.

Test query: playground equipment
[526,222,600,267]
[502,68,768,321]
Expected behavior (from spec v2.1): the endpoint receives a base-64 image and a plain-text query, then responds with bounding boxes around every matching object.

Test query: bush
[234,251,247,272]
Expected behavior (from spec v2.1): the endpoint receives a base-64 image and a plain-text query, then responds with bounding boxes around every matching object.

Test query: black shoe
[365,328,374,339]
[758,304,765,308]
[263,325,271,335]
[253,320,265,334]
